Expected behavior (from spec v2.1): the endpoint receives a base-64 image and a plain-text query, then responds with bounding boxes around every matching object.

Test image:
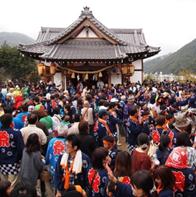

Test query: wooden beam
[57,19,118,45]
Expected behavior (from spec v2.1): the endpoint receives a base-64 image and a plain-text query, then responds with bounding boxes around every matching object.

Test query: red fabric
[168,130,174,148]
[0,131,10,147]
[165,147,188,169]
[22,115,27,123]
[173,171,185,192]
[130,150,151,174]
[51,100,57,109]
[88,168,101,193]
[14,96,24,109]
[152,130,160,144]
[121,176,131,185]
[93,121,98,133]
[108,95,112,101]
[53,141,65,155]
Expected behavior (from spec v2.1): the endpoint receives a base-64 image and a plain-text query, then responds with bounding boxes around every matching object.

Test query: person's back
[130,133,152,174]
[168,167,196,196]
[78,120,96,158]
[20,148,43,186]
[79,134,96,159]
[0,114,24,181]
[20,134,44,187]
[13,110,29,130]
[45,135,66,183]
[156,135,172,165]
[126,107,144,150]
[131,149,151,174]
[68,122,79,135]
[165,132,196,196]
[40,115,53,130]
[21,113,47,145]
[81,103,94,126]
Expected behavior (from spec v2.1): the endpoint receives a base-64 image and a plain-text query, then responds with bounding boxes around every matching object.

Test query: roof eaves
[46,16,86,45]
[88,17,127,46]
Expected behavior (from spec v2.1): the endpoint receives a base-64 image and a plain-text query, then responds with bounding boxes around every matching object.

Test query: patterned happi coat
[45,137,66,179]
[88,168,108,197]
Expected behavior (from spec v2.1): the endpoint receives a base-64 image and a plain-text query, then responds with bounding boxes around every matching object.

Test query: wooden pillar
[108,70,111,86]
[61,71,65,90]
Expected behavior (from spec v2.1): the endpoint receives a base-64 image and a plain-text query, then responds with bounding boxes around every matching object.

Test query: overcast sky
[0,0,196,56]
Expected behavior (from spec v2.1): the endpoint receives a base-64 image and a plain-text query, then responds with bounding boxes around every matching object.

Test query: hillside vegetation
[144,39,196,74]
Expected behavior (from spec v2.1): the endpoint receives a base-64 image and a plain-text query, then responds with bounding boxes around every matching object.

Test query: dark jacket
[19,148,44,187]
[126,119,149,147]
[0,128,24,165]
[170,167,196,197]
[108,114,119,135]
[87,168,108,197]
[54,152,91,192]
[156,148,171,165]
[114,182,133,197]
[78,134,96,159]
[158,189,173,197]
[97,122,107,146]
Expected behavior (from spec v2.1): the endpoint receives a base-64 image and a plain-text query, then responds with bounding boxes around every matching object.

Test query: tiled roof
[19,42,51,54]
[36,28,146,46]
[45,7,127,46]
[19,7,160,60]
[41,39,123,60]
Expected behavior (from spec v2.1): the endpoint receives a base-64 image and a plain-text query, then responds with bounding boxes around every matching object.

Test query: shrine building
[19,7,160,89]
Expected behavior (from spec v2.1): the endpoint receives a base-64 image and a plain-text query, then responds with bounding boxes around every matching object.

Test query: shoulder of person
[159,189,173,197]
[82,153,91,168]
[82,152,90,160]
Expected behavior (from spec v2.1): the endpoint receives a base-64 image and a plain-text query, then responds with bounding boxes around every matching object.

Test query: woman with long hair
[153,166,175,197]
[19,133,44,187]
[114,151,132,184]
[105,151,133,197]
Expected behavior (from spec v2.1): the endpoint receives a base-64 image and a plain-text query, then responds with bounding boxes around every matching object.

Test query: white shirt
[68,122,80,135]
[81,107,94,125]
[21,124,47,145]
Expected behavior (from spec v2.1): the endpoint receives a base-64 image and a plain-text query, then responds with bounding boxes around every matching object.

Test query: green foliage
[0,44,36,81]
[144,39,196,74]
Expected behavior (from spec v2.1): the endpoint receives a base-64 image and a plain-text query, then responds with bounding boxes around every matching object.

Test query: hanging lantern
[71,72,75,78]
[37,63,45,76]
[121,65,128,74]
[84,73,89,80]
[50,63,57,75]
[98,72,103,77]
[129,64,135,75]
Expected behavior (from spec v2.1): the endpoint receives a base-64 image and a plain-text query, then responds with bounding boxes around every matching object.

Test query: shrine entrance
[66,68,110,89]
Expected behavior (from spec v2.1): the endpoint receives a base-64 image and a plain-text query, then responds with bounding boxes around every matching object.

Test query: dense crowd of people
[0,79,195,197]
